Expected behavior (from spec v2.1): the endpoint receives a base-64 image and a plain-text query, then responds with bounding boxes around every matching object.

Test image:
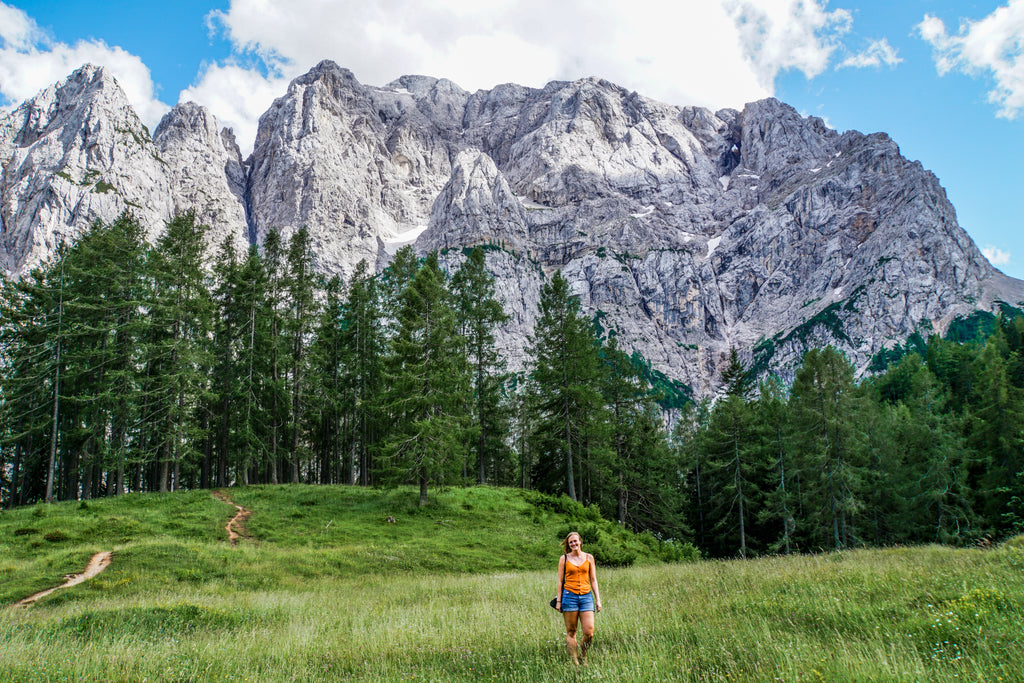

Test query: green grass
[1,486,1022,681]
[0,486,678,603]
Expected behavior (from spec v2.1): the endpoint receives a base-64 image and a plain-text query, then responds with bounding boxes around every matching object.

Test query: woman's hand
[596,600,602,613]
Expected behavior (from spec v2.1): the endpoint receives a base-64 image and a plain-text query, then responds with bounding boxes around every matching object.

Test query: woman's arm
[555,555,565,609]
[589,554,602,612]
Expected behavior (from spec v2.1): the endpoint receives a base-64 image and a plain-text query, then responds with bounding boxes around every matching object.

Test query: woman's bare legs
[578,611,596,666]
[562,610,580,665]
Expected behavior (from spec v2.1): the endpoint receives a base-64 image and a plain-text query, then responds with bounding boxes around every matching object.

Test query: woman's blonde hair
[560,531,581,554]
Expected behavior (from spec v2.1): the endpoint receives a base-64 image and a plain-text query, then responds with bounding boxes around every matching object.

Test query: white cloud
[179,61,292,155]
[0,2,168,128]
[917,1,1024,119]
[838,38,902,69]
[724,0,853,88]
[983,245,1012,266]
[190,0,766,152]
[0,1,42,51]
[2,0,866,155]
[190,0,859,151]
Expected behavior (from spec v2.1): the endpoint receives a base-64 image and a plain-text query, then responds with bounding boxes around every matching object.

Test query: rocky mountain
[0,65,176,270]
[3,61,1022,397]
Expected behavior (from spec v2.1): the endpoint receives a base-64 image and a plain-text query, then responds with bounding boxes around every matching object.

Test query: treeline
[1,211,1022,556]
[676,323,1024,556]
[0,212,675,529]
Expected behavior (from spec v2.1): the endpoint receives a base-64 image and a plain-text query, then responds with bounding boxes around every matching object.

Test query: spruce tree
[339,259,385,486]
[210,235,241,488]
[451,247,511,484]
[674,398,712,550]
[599,337,649,524]
[379,253,470,506]
[284,227,319,482]
[703,351,761,557]
[968,333,1024,533]
[527,271,604,501]
[753,378,797,553]
[234,246,271,484]
[308,274,344,484]
[145,211,213,492]
[261,228,288,484]
[0,265,57,505]
[788,346,867,550]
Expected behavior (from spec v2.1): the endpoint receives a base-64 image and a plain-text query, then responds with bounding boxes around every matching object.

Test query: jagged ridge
[2,61,1022,395]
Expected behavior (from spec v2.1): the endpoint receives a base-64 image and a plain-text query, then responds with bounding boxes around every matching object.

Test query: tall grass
[1,487,1021,681]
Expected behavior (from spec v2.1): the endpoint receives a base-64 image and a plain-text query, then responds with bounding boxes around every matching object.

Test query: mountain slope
[2,61,1022,394]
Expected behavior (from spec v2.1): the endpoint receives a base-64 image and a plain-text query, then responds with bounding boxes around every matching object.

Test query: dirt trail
[14,551,113,607]
[14,492,249,606]
[213,490,253,545]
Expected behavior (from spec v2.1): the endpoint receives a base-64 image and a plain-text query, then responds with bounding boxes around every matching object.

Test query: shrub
[1002,534,1024,550]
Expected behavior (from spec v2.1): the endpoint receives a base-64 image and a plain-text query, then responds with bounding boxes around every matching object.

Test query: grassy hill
[0,485,687,604]
[1,485,1022,681]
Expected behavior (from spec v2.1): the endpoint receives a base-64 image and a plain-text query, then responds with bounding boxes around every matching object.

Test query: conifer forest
[2,212,1023,557]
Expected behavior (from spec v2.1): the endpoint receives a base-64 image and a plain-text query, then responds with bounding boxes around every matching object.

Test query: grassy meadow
[1,485,1022,682]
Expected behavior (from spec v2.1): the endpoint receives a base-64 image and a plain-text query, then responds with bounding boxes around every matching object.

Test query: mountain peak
[3,61,1022,395]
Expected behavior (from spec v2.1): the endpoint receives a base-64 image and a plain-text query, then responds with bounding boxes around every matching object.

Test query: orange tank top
[563,555,591,595]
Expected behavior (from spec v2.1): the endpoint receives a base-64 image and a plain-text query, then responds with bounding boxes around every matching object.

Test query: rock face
[0,65,247,272]
[0,65,175,272]
[153,101,249,254]
[246,63,465,276]
[3,61,1023,396]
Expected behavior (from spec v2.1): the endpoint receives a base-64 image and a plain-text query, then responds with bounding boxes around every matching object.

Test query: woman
[554,531,602,666]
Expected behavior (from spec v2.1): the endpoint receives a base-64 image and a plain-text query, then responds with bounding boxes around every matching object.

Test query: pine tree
[379,253,470,506]
[451,247,511,484]
[339,258,385,486]
[145,211,213,492]
[527,271,604,501]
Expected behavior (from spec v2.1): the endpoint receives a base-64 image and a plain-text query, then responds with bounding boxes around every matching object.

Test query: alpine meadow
[3,49,1024,681]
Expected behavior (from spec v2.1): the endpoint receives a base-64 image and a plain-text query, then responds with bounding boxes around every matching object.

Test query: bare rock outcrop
[4,61,1022,396]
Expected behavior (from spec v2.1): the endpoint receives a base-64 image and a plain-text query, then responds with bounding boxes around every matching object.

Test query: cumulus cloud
[983,245,1012,266]
[0,1,168,128]
[724,0,853,86]
[204,0,772,104]
[179,61,291,155]
[838,38,902,69]
[2,0,865,154]
[0,1,43,51]
[917,1,1024,119]
[186,0,857,152]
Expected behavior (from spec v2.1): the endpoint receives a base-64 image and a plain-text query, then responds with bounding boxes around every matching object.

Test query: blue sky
[2,0,1022,279]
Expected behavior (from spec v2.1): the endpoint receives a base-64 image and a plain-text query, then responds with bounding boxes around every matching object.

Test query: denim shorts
[560,588,595,612]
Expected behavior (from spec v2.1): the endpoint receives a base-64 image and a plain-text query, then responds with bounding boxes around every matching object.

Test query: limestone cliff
[3,61,1021,395]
